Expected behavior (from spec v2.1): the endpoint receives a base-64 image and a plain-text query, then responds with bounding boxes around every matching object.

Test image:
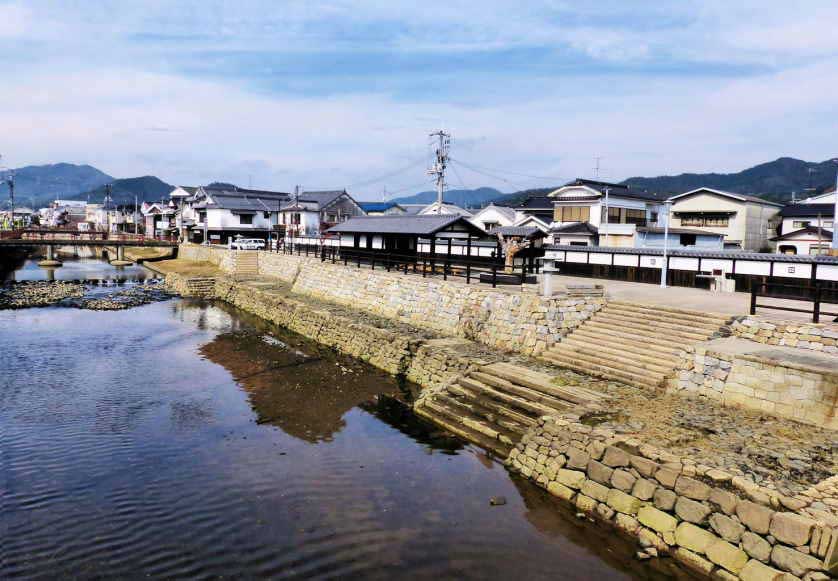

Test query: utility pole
[6,171,14,230]
[427,130,451,211]
[103,183,113,234]
[661,199,673,288]
[134,194,138,235]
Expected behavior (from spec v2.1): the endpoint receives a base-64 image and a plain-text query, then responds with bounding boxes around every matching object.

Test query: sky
[0,1,836,199]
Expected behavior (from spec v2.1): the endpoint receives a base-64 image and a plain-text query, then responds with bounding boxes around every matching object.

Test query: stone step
[567,328,683,358]
[479,362,607,405]
[560,335,681,365]
[608,301,732,325]
[540,351,664,390]
[420,398,517,448]
[458,375,567,418]
[581,319,711,344]
[548,342,674,375]
[594,309,724,336]
[542,346,670,381]
[468,371,577,413]
[414,403,511,458]
[432,393,530,436]
[448,383,538,428]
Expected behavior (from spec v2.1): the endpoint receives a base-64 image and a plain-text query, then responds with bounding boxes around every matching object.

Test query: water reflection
[0,299,671,580]
[5,256,151,281]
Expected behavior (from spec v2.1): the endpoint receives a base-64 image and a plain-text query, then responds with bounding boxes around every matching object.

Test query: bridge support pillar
[37,245,63,267]
[109,245,133,266]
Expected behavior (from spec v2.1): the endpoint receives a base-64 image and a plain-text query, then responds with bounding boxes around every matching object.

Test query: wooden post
[492,263,497,288]
[813,285,821,323]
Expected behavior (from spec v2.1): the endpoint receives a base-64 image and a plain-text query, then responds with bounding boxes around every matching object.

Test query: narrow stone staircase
[415,361,608,457]
[540,301,732,390]
[234,251,259,278]
[184,277,217,298]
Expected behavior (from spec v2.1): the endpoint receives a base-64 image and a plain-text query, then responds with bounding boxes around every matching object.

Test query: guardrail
[750,281,838,323]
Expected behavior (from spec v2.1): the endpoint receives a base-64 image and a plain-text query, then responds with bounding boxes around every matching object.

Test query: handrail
[750,280,838,323]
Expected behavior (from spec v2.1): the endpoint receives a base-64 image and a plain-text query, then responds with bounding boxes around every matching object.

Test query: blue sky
[0,1,836,199]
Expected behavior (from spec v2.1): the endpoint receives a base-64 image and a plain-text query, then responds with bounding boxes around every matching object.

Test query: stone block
[654,488,678,511]
[706,538,749,574]
[575,494,597,513]
[607,489,642,515]
[675,522,718,555]
[709,488,739,515]
[602,445,631,468]
[595,502,615,521]
[611,469,637,492]
[770,545,823,578]
[675,475,712,501]
[581,479,610,503]
[737,500,775,535]
[742,532,772,563]
[547,481,575,501]
[655,466,681,489]
[676,496,712,524]
[673,547,715,577]
[638,506,677,535]
[587,459,614,485]
[557,469,586,490]
[630,455,659,478]
[632,478,657,501]
[769,512,816,547]
[739,559,785,581]
[565,446,590,470]
[709,513,745,543]
[614,513,640,535]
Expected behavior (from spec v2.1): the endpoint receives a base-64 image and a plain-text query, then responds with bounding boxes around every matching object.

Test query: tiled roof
[779,203,834,218]
[488,225,546,238]
[516,196,553,209]
[670,187,783,207]
[358,201,402,213]
[327,215,485,236]
[771,226,834,241]
[551,222,598,235]
[637,226,724,236]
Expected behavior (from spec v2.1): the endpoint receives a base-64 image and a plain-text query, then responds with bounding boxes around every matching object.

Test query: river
[0,259,679,579]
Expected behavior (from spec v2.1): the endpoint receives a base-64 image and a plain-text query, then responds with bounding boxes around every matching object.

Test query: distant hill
[2,163,113,208]
[76,176,173,206]
[622,157,837,202]
[391,187,504,208]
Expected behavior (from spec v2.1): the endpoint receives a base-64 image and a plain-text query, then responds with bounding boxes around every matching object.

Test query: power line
[448,158,528,191]
[449,157,568,182]
[343,156,427,189]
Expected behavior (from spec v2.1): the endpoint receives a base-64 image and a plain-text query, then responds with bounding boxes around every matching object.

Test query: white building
[668,187,781,251]
[417,201,473,217]
[773,203,833,255]
[546,179,665,247]
[469,203,516,232]
[188,187,289,244]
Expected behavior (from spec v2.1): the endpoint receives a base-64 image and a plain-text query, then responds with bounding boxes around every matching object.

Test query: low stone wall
[177,244,604,357]
[508,417,837,580]
[178,243,236,273]
[732,316,838,356]
[671,344,838,430]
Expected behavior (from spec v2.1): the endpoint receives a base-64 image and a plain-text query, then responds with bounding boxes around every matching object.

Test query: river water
[0,260,678,580]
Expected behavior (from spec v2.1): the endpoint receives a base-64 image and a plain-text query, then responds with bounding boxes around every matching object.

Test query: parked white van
[229,238,266,250]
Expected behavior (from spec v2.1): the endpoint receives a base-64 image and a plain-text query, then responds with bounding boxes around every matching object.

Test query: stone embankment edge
[509,417,838,580]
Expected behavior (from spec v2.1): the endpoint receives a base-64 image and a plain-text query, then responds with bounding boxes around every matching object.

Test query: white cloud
[0,2,28,38]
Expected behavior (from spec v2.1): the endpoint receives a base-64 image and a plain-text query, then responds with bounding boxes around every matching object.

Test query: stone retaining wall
[508,417,838,580]
[732,316,838,357]
[671,345,838,430]
[177,245,604,357]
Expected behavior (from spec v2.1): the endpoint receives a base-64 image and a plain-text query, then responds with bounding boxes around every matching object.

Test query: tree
[495,231,532,274]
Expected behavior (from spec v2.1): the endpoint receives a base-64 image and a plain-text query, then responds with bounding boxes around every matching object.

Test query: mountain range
[1,156,835,211]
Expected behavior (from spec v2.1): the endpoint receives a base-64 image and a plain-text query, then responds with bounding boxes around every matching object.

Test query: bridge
[0,229,178,266]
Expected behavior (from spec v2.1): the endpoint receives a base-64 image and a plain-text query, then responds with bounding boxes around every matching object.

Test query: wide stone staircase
[415,361,608,457]
[234,251,259,278]
[540,301,733,390]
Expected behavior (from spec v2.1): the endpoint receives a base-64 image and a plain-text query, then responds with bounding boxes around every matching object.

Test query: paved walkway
[702,336,838,375]
[549,273,835,322]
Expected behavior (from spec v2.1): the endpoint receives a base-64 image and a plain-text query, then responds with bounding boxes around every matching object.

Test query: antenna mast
[427,130,451,208]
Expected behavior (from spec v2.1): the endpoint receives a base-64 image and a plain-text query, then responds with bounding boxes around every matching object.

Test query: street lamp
[661,199,673,288]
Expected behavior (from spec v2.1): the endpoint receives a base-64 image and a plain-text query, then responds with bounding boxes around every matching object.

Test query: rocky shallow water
[0,280,174,311]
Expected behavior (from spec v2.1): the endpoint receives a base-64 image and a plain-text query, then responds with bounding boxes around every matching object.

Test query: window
[198,211,207,224]
[483,221,499,230]
[679,212,729,227]
[679,234,697,246]
[625,209,646,225]
[239,214,253,225]
[326,213,338,223]
[291,213,301,225]
[809,244,829,256]
[792,220,811,229]
[263,211,270,219]
[555,206,590,222]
